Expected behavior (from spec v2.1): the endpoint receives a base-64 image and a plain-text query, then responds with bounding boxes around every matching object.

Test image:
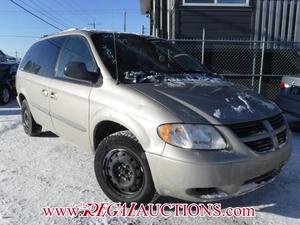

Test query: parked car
[16,30,292,204]
[0,62,18,105]
[275,76,300,122]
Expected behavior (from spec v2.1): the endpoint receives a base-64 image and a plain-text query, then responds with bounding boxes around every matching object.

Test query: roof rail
[42,28,79,38]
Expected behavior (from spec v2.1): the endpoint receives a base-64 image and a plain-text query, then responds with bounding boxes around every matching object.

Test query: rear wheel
[94,130,156,204]
[0,85,11,105]
[21,99,42,136]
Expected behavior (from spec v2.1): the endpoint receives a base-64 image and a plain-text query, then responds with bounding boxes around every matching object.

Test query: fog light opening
[187,188,228,200]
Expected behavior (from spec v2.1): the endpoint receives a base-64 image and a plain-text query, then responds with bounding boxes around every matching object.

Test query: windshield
[92,33,216,84]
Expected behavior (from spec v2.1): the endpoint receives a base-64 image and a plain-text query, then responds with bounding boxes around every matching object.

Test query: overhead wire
[0,35,40,38]
[56,0,93,25]
[9,0,63,31]
[27,0,72,28]
[16,0,69,29]
[32,0,76,28]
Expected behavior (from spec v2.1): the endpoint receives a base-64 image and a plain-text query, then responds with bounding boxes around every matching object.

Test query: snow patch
[213,109,222,118]
[238,95,255,113]
[231,105,247,113]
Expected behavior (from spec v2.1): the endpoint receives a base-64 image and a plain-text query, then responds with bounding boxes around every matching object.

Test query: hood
[128,79,281,125]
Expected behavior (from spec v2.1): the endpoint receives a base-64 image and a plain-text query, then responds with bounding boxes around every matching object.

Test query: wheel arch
[18,92,26,103]
[91,116,152,153]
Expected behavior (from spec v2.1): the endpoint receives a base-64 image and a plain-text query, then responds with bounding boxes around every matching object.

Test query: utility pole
[141,25,146,35]
[87,22,101,29]
[123,10,127,32]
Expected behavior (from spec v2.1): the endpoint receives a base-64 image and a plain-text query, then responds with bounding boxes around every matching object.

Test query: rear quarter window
[19,37,65,77]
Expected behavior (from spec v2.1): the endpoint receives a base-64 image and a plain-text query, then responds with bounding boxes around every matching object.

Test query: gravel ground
[0,101,300,225]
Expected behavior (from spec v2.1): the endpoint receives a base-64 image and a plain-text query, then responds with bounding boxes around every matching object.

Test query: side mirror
[64,62,100,83]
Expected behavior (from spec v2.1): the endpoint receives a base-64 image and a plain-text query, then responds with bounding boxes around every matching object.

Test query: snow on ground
[0,101,300,225]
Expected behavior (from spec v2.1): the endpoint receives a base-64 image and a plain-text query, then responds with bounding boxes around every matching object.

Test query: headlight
[158,124,226,150]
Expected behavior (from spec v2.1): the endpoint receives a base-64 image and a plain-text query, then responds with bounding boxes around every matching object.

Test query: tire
[94,130,156,204]
[0,85,11,105]
[21,99,42,136]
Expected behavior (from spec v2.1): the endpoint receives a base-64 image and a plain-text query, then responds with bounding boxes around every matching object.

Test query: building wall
[148,0,300,42]
[254,0,300,42]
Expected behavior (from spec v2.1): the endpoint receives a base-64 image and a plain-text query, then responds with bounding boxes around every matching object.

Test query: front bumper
[146,130,292,202]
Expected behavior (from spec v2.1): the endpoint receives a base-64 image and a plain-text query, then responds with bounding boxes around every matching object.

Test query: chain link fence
[172,39,300,100]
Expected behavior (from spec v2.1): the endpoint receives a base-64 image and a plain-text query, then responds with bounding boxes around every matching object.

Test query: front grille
[245,137,274,153]
[277,130,287,146]
[229,114,287,153]
[229,121,266,138]
[269,114,285,130]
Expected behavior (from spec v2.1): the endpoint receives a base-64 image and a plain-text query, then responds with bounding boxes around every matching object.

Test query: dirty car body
[16,30,292,203]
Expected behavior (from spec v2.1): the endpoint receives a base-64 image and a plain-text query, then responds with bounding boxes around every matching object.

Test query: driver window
[56,36,97,81]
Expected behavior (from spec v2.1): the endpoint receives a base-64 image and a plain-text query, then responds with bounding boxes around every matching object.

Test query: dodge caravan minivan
[16,29,292,204]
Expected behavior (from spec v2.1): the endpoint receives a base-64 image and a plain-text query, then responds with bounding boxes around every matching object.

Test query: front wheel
[94,130,156,204]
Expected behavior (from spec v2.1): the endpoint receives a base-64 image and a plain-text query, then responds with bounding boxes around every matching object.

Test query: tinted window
[56,36,97,81]
[20,37,65,77]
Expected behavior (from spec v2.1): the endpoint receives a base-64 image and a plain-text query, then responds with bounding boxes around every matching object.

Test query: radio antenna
[113,32,120,84]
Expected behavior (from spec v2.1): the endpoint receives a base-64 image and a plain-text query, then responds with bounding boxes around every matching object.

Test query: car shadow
[35,131,58,138]
[0,100,21,116]
[0,100,58,138]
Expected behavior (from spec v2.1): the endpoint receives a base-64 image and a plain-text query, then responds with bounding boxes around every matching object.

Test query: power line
[62,0,92,24]
[71,0,96,21]
[0,9,141,13]
[0,35,40,38]
[27,0,72,28]
[51,0,78,27]
[17,0,69,29]
[9,0,63,31]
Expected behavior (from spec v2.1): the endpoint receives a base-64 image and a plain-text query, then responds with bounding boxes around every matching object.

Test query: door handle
[49,92,58,100]
[41,89,48,97]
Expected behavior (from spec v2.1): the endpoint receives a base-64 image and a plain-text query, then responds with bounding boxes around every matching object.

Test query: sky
[0,0,149,57]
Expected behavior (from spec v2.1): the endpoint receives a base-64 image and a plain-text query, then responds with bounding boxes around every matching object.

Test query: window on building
[183,0,249,6]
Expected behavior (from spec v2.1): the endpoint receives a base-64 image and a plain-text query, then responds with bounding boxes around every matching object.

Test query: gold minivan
[17,29,292,204]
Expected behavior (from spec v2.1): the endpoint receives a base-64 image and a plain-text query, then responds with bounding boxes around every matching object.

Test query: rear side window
[20,37,65,77]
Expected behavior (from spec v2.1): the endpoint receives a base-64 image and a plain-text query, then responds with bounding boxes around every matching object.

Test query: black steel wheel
[21,99,42,136]
[94,130,156,204]
[103,149,144,195]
